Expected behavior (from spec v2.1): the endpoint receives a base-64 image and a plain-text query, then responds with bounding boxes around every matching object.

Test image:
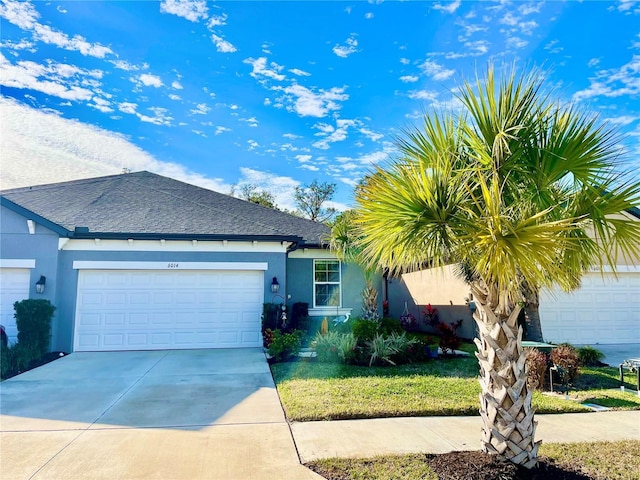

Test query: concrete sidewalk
[291,411,640,463]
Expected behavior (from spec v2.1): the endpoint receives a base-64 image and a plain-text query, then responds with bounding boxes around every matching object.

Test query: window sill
[308,307,352,317]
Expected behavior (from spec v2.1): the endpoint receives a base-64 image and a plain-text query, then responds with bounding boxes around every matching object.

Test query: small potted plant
[425,336,439,359]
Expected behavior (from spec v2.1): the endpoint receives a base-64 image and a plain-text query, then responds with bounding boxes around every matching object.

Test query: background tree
[294,180,337,223]
[354,65,640,468]
[235,184,278,209]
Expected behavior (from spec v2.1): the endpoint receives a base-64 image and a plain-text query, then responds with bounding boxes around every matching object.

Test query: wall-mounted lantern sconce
[35,275,46,294]
[271,276,280,293]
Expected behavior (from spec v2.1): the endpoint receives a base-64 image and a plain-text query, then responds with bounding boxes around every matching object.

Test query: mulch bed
[310,451,597,480]
[1,351,67,380]
[424,451,593,480]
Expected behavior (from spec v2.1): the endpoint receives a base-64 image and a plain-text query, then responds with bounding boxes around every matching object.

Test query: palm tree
[328,210,380,321]
[354,65,640,468]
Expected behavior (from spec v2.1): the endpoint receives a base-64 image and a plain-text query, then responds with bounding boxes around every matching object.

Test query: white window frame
[313,259,342,308]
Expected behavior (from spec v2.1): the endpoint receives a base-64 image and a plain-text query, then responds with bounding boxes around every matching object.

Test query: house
[0,171,373,353]
[387,209,640,345]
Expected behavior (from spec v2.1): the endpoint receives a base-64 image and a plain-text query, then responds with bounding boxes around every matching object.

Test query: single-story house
[0,171,375,353]
[387,209,640,345]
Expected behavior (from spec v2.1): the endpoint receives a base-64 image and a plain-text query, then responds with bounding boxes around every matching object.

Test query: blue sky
[1,0,639,211]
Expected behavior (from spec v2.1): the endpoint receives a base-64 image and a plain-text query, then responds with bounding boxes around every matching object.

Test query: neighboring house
[387,209,640,345]
[0,171,373,353]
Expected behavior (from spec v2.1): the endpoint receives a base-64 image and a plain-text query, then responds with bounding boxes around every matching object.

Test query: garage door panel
[74,269,264,351]
[0,268,31,344]
[540,272,640,345]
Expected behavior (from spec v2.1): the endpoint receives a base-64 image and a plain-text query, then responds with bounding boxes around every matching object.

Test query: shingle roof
[0,171,330,246]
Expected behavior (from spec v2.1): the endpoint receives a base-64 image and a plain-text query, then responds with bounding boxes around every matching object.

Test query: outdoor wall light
[271,276,280,293]
[35,275,46,294]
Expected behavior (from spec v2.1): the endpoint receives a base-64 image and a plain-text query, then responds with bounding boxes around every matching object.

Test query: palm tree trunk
[472,285,540,468]
[522,283,544,342]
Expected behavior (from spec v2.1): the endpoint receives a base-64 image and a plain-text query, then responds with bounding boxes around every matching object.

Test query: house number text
[167,263,179,268]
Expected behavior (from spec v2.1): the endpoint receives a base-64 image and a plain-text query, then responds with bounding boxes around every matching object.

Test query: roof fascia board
[0,197,69,236]
[69,231,305,242]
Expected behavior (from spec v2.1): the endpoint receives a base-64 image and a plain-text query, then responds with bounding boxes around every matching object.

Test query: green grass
[310,454,438,480]
[540,440,640,480]
[308,440,640,480]
[272,357,640,421]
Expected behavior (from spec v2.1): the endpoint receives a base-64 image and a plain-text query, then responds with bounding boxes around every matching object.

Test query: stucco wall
[387,265,476,340]
[286,256,381,319]
[1,205,61,345]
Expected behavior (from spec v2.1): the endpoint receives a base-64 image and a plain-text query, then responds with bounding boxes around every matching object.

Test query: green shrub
[352,319,379,343]
[366,334,399,366]
[1,342,40,379]
[550,344,581,386]
[379,317,404,336]
[526,348,549,390]
[387,332,418,364]
[314,331,342,363]
[332,318,354,334]
[268,329,304,363]
[14,299,55,358]
[577,346,604,366]
[336,333,358,364]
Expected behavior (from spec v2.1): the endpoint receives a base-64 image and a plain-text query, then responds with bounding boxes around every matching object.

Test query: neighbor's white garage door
[75,269,264,351]
[0,268,31,345]
[540,272,640,345]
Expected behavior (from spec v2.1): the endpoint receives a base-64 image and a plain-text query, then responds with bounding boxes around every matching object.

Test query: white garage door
[540,272,640,345]
[0,268,31,345]
[75,269,264,351]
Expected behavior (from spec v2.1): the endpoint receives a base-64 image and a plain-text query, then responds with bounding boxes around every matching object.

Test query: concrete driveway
[0,349,322,480]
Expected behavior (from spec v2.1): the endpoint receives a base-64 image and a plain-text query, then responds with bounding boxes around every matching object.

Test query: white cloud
[111,60,144,71]
[159,0,208,22]
[408,89,439,101]
[168,94,181,101]
[420,59,455,81]
[138,73,163,88]
[399,75,419,83]
[333,35,359,58]
[295,154,312,163]
[0,53,94,101]
[365,12,374,19]
[277,84,349,117]
[0,0,113,58]
[215,126,231,135]
[433,0,461,14]
[400,58,410,65]
[519,3,543,15]
[240,116,259,127]
[237,167,300,210]
[574,55,640,101]
[172,80,183,89]
[0,96,229,192]
[211,34,237,53]
[359,127,383,142]
[313,119,356,149]
[605,115,639,126]
[283,133,300,139]
[616,0,639,12]
[88,97,113,113]
[190,103,210,115]
[244,57,286,81]
[300,164,319,171]
[588,58,601,68]
[207,13,228,28]
[289,68,311,77]
[506,36,528,49]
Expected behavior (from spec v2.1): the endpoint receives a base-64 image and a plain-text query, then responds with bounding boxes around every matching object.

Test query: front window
[314,260,341,307]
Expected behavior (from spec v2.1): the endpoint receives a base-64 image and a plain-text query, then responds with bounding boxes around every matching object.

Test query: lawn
[307,440,640,480]
[271,352,640,421]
